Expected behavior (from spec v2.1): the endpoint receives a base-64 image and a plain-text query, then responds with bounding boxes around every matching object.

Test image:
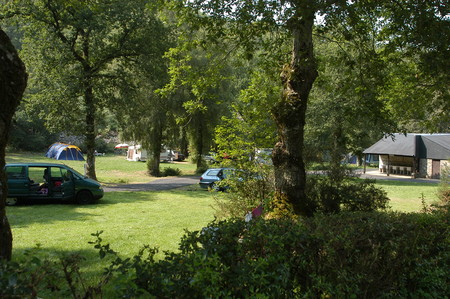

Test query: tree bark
[0,29,28,260]
[82,31,97,180]
[271,3,318,217]
[148,121,163,177]
[195,113,204,171]
[84,81,97,180]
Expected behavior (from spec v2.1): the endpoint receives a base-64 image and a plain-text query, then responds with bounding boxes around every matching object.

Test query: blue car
[199,168,234,190]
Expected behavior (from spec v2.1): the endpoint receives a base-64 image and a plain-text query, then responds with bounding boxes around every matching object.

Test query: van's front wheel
[76,190,93,205]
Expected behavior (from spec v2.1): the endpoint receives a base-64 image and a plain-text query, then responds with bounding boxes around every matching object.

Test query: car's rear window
[222,169,234,177]
[207,170,221,176]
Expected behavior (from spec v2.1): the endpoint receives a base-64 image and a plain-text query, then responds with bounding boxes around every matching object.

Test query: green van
[4,163,103,206]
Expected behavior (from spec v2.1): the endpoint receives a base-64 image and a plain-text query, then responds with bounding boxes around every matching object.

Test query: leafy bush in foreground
[1,211,448,298]
[105,211,449,298]
[307,175,390,214]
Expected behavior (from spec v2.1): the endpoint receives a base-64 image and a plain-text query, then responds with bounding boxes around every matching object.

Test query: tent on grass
[46,142,84,161]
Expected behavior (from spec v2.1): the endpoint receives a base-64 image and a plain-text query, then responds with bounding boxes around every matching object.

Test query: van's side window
[61,168,72,181]
[6,166,26,179]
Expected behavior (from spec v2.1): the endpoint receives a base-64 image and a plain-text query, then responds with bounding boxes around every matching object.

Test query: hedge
[1,211,449,298]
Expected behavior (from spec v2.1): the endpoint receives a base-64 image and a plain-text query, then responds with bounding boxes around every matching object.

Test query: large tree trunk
[195,114,204,171]
[82,32,97,180]
[0,29,28,260]
[148,121,163,177]
[84,85,97,180]
[271,4,318,217]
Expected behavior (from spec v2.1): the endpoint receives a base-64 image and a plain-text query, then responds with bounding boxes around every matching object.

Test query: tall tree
[305,23,397,171]
[0,28,27,260]
[3,0,164,180]
[112,14,171,177]
[380,0,449,132]
[167,0,325,216]
[167,0,448,216]
[164,41,235,173]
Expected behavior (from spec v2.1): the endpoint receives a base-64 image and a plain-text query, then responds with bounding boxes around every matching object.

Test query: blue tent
[46,143,84,161]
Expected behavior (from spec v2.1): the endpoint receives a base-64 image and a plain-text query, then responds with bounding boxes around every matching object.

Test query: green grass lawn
[8,189,214,270]
[374,180,440,213]
[3,151,445,296]
[4,152,444,263]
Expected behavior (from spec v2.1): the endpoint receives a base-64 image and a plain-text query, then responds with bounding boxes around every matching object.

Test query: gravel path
[103,169,439,193]
[103,176,200,192]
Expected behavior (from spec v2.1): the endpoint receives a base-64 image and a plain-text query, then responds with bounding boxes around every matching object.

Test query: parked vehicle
[173,151,185,161]
[202,152,218,164]
[126,145,175,162]
[4,163,103,206]
[160,149,175,162]
[199,168,234,190]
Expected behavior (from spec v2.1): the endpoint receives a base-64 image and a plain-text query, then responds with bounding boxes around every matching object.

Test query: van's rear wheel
[76,190,93,204]
[6,198,19,206]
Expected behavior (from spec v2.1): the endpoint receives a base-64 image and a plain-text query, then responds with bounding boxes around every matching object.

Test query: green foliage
[306,30,395,166]
[8,109,58,151]
[213,163,274,219]
[94,138,115,154]
[89,212,448,297]
[307,175,390,214]
[3,0,171,178]
[2,211,447,298]
[379,1,449,132]
[0,246,60,298]
[161,167,182,177]
[0,247,113,298]
[214,66,279,162]
[434,161,450,211]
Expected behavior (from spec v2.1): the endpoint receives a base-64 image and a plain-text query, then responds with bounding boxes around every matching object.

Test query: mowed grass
[8,189,215,272]
[6,151,209,272]
[4,151,443,264]
[374,180,440,213]
[5,151,197,184]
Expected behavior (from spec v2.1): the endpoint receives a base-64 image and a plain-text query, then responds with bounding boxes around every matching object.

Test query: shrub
[2,212,448,298]
[97,211,449,298]
[94,138,115,154]
[434,162,450,212]
[307,175,390,213]
[161,167,182,177]
[194,162,209,175]
[213,163,274,219]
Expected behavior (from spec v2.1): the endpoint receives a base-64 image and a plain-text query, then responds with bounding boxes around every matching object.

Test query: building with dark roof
[363,133,450,179]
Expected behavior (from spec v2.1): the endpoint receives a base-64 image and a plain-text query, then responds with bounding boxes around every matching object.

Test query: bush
[213,164,274,219]
[8,111,58,151]
[2,212,448,298]
[307,175,390,213]
[434,162,450,212]
[161,167,182,177]
[94,138,115,154]
[98,211,449,298]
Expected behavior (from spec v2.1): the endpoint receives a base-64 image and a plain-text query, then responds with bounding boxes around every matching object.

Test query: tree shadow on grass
[7,190,213,227]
